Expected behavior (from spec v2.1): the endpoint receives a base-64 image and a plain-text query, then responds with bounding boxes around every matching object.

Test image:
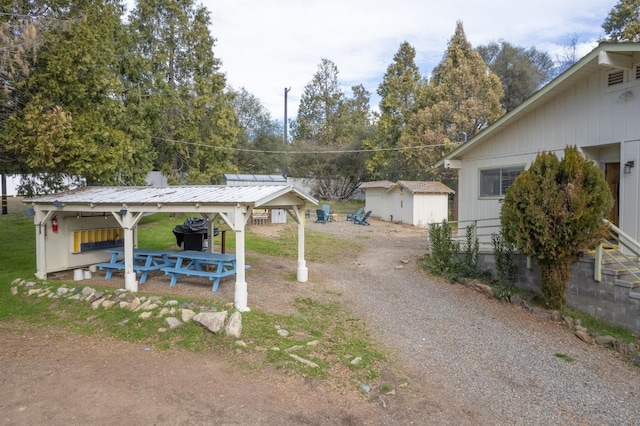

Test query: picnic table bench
[161,250,250,291]
[96,248,175,284]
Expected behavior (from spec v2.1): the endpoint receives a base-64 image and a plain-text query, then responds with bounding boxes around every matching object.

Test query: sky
[201,0,619,121]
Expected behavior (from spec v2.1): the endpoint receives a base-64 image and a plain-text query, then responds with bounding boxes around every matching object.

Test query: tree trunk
[539,260,572,309]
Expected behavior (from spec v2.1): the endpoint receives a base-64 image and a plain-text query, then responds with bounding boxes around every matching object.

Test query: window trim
[478,164,525,199]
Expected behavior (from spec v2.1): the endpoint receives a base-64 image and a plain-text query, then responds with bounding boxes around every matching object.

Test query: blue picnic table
[162,250,249,291]
[96,248,175,284]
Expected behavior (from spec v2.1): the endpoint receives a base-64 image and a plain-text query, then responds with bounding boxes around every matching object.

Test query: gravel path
[312,218,640,425]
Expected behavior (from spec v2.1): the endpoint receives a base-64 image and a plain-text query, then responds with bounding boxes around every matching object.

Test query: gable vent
[608,70,624,86]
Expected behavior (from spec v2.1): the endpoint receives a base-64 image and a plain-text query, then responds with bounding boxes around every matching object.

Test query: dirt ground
[1,218,447,425]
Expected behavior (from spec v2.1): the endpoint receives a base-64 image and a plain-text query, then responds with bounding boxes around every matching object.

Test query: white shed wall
[365,187,449,227]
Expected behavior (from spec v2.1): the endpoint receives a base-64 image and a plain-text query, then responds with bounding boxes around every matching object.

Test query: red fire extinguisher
[52,216,58,232]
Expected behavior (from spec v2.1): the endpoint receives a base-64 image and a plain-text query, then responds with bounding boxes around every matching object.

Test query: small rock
[575,330,594,344]
[193,311,228,334]
[563,316,575,329]
[350,356,363,365]
[164,299,179,307]
[595,335,617,346]
[225,311,242,338]
[307,340,320,346]
[164,317,182,330]
[10,287,17,295]
[277,328,290,337]
[129,297,141,311]
[474,283,494,298]
[289,354,319,368]
[102,300,116,309]
[91,298,105,310]
[139,311,153,319]
[550,311,562,322]
[81,286,96,296]
[235,340,247,347]
[181,308,196,323]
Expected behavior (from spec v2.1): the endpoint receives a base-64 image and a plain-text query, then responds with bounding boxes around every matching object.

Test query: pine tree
[364,41,424,180]
[128,0,238,184]
[398,21,503,184]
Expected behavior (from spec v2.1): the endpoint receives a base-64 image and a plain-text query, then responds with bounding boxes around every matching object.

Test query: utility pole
[284,87,291,176]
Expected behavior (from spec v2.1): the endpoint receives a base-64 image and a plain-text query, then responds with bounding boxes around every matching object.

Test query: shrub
[500,146,613,308]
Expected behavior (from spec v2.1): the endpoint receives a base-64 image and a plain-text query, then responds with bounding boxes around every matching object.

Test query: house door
[605,162,620,226]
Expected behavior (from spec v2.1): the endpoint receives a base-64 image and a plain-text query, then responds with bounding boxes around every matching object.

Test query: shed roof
[398,181,454,194]
[359,180,395,189]
[359,180,453,194]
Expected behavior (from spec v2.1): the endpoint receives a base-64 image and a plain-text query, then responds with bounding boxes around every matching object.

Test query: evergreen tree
[602,0,640,42]
[289,59,373,199]
[501,147,613,308]
[0,0,155,188]
[128,0,238,184]
[364,41,425,180]
[398,21,503,185]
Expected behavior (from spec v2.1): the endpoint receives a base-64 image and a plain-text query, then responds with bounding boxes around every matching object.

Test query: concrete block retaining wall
[478,253,640,335]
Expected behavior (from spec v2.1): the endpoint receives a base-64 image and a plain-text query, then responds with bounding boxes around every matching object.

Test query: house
[437,42,640,333]
[359,180,454,227]
[439,43,640,243]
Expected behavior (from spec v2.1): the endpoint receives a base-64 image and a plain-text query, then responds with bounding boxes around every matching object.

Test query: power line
[150,136,452,154]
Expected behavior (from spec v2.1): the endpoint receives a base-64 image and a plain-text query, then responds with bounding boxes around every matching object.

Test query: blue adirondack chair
[315,209,328,224]
[353,210,372,225]
[346,207,364,222]
[322,204,332,219]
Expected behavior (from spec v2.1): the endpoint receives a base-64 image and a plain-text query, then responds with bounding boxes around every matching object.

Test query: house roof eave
[435,42,640,167]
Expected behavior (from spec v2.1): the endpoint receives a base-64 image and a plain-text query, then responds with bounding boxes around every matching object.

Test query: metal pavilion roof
[26,185,317,207]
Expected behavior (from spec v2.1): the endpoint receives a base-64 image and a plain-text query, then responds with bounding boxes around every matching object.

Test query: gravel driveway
[310,218,640,425]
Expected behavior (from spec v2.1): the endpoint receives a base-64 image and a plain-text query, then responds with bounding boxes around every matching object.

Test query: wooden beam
[598,51,634,70]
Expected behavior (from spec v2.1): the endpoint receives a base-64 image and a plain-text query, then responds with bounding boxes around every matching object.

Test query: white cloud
[204,0,617,119]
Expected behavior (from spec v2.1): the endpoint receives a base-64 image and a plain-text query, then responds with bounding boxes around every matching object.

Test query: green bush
[427,220,458,275]
[501,146,613,308]
[491,229,518,301]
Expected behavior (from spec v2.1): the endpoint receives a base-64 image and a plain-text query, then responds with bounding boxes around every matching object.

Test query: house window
[479,166,524,197]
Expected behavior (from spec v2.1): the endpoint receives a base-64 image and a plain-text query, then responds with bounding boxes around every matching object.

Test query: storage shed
[24,185,317,311]
[359,180,454,227]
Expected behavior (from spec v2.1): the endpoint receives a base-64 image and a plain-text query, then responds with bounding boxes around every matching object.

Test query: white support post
[34,209,54,280]
[112,210,145,292]
[297,209,308,282]
[123,225,136,292]
[233,205,250,312]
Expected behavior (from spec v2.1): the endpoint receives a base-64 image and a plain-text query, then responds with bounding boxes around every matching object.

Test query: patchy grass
[554,352,576,363]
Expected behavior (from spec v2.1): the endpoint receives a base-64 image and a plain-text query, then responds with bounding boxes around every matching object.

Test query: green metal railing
[445,218,640,284]
[448,217,502,251]
[594,220,640,284]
